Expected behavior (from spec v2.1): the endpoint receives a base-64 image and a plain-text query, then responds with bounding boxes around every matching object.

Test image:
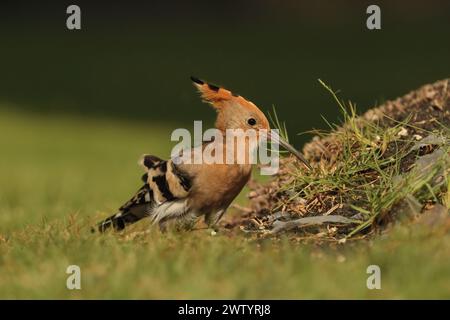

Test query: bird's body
[98,138,252,232]
[96,77,310,233]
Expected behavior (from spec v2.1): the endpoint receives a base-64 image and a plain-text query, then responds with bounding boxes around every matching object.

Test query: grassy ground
[1,107,449,299]
[246,80,450,239]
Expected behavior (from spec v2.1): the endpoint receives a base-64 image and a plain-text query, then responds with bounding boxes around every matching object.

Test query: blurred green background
[0,1,449,299]
[1,0,449,145]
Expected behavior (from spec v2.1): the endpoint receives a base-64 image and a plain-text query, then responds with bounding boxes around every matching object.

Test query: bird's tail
[96,210,144,232]
[94,183,155,233]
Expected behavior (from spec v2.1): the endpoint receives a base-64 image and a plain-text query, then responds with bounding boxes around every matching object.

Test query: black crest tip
[207,83,220,91]
[190,76,204,85]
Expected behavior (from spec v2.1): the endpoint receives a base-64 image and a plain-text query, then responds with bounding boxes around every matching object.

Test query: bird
[95,77,311,233]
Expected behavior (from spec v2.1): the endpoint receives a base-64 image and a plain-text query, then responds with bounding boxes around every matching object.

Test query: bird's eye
[247,118,257,126]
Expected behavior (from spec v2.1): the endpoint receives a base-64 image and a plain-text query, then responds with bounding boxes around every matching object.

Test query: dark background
[0,0,449,144]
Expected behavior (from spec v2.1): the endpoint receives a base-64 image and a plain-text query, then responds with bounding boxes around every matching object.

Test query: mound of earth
[231,79,450,241]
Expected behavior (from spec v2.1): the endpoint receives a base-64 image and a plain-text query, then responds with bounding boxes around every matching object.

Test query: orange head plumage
[190,76,270,133]
[190,76,312,170]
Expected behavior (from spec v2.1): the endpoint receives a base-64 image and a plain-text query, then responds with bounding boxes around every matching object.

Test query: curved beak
[267,130,312,170]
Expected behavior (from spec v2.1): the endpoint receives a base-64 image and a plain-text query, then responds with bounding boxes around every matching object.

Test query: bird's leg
[174,212,199,232]
[205,208,226,235]
[158,220,169,233]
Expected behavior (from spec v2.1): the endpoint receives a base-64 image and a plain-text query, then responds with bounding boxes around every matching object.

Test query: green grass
[1,107,449,299]
[267,80,450,239]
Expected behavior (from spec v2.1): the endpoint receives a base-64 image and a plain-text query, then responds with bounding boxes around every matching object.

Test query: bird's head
[191,76,270,133]
[191,77,311,170]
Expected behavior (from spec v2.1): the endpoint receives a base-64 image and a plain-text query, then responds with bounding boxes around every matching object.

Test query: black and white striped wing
[96,154,193,233]
[140,155,192,204]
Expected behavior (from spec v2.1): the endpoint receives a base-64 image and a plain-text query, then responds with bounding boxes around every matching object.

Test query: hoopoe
[96,77,311,232]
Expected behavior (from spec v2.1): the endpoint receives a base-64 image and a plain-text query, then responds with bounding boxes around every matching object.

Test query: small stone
[397,127,408,137]
[248,191,258,198]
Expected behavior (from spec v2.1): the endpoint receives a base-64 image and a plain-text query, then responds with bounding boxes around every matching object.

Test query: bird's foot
[209,225,220,236]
